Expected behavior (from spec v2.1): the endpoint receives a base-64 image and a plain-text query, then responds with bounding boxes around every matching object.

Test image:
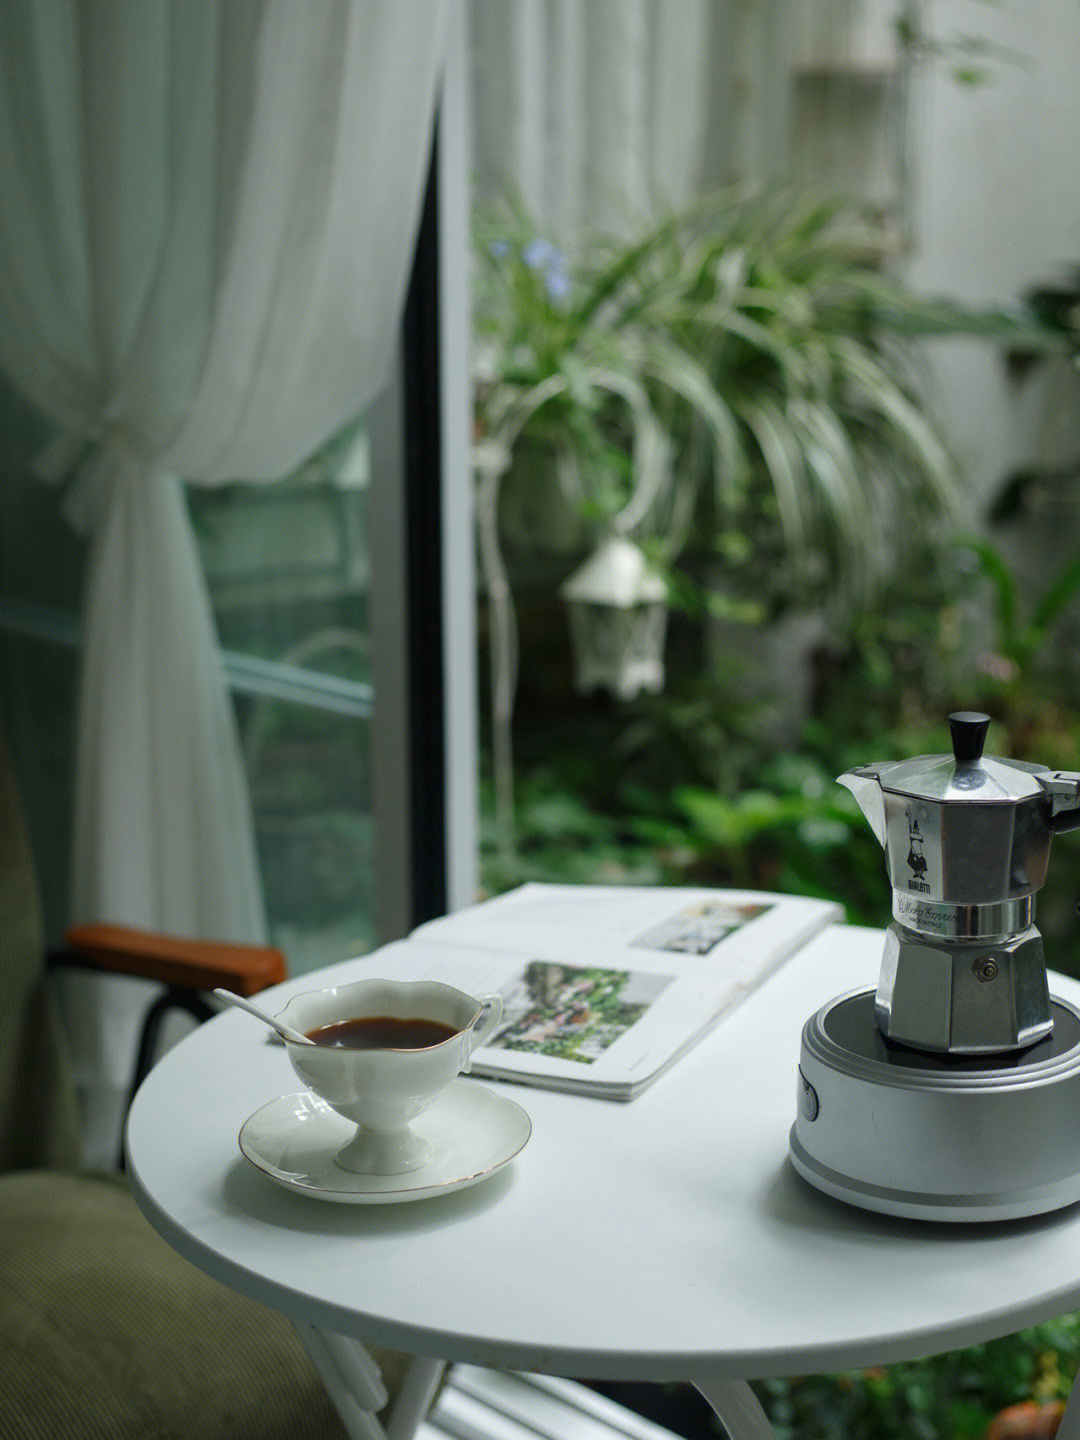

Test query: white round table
[126,924,1080,1438]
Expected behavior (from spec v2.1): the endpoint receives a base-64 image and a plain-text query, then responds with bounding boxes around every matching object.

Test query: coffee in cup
[276,979,503,1174]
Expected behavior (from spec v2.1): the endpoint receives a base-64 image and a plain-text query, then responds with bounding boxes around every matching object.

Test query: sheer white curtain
[0,0,450,1106]
[470,0,728,240]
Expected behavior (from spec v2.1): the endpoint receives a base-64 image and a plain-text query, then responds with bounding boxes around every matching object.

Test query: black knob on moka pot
[948,711,990,765]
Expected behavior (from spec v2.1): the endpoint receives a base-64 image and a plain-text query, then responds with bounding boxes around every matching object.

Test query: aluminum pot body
[880,790,1054,906]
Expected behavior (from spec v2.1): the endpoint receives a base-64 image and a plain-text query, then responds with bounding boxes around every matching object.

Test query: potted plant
[473,202,740,853]
[472,190,1025,854]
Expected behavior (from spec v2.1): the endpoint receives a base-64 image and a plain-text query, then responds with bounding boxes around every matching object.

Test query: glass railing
[0,596,372,717]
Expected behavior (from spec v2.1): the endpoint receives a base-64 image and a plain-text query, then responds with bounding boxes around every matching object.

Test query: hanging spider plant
[473,201,742,853]
[575,190,1025,610]
[473,207,737,566]
[476,191,1034,608]
[471,190,1026,851]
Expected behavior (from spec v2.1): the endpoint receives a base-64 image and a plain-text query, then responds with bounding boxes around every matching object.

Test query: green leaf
[1031,550,1080,635]
[834,339,959,512]
[957,536,1019,652]
[740,398,811,562]
[636,333,751,505]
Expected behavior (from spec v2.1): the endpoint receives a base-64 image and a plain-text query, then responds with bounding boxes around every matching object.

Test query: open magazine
[360,884,843,1100]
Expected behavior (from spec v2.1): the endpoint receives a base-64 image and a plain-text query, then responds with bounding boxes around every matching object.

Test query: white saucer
[238,1079,532,1203]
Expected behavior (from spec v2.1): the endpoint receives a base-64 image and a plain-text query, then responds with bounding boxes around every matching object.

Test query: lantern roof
[559,535,667,608]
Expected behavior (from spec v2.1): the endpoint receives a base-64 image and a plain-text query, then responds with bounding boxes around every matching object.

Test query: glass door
[185,429,379,973]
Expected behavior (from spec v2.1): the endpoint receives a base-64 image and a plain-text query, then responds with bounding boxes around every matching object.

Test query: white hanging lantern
[559,535,668,700]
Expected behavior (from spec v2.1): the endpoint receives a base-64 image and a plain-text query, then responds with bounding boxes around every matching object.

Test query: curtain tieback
[33,427,167,535]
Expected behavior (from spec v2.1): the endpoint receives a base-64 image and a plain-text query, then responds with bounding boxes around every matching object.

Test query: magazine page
[413,883,843,994]
[364,886,843,1098]
[358,932,731,1098]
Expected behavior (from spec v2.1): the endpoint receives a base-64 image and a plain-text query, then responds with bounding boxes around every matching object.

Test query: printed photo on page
[631,899,773,956]
[487,960,673,1064]
[367,885,843,1098]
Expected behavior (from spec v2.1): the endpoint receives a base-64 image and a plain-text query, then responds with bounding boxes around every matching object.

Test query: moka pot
[839,711,1080,1055]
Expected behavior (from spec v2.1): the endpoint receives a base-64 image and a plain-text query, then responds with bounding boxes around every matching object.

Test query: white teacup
[277,979,503,1175]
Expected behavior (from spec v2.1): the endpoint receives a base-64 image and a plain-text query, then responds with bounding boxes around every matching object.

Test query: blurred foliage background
[472,195,1080,1440]
[473,198,1080,977]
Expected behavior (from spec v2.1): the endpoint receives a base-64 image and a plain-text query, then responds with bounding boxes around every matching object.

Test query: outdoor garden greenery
[472,189,1044,866]
[473,189,1002,614]
[751,1310,1080,1440]
[472,191,1079,962]
[472,191,1080,1440]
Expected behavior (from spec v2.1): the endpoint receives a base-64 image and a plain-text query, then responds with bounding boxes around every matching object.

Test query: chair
[55,918,290,1168]
[0,724,414,1440]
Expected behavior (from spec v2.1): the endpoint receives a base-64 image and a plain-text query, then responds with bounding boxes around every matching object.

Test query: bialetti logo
[906,811,931,893]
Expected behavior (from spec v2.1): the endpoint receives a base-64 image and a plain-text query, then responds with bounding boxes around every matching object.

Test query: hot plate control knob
[798,1067,819,1121]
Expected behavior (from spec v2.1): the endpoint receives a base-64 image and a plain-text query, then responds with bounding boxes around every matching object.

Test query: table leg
[693,1377,776,1440]
[1058,1373,1080,1440]
[385,1355,448,1440]
[293,1323,445,1440]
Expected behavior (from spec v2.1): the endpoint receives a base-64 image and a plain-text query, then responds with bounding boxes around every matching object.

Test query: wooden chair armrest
[54,923,288,996]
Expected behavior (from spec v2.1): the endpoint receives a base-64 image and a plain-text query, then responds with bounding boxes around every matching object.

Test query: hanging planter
[559,534,668,700]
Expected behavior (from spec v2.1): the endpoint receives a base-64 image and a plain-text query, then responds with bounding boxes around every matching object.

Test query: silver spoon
[213,988,315,1045]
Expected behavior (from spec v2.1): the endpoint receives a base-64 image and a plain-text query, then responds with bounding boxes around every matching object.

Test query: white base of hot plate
[791,988,1080,1222]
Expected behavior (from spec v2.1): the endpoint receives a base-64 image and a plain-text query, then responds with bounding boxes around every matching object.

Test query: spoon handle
[212,988,314,1045]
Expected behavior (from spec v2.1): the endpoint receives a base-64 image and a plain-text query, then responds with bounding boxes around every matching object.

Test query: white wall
[732,0,1080,566]
[903,0,1080,565]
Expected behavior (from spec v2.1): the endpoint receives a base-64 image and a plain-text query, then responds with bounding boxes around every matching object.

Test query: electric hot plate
[790,988,1080,1222]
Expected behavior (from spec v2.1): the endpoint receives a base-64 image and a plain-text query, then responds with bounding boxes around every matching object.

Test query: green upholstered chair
[0,725,413,1439]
